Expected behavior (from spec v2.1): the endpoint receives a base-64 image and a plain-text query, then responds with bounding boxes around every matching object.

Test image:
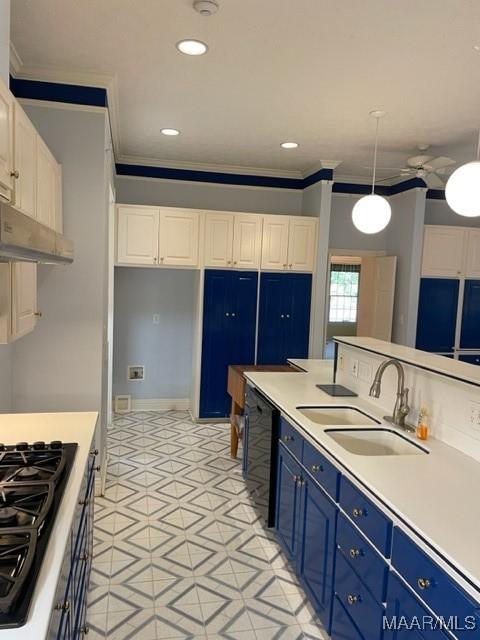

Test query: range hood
[0,204,73,264]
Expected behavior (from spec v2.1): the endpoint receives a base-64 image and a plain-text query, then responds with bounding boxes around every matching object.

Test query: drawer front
[339,476,393,557]
[336,512,389,603]
[385,573,451,639]
[392,528,480,639]
[302,438,340,500]
[331,596,365,640]
[279,416,304,460]
[334,550,384,640]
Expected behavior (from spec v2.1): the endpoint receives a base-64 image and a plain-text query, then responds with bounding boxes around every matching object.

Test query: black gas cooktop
[0,441,77,629]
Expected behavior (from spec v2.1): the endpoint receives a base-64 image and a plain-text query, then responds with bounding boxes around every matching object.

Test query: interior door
[159,208,200,267]
[357,256,397,341]
[0,78,14,201]
[117,206,159,265]
[13,103,37,218]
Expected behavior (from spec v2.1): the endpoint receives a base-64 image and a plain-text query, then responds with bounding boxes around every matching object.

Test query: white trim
[131,398,190,411]
[17,97,108,115]
[9,42,23,76]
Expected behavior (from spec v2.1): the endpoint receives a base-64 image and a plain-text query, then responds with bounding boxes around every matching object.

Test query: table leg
[230,399,241,459]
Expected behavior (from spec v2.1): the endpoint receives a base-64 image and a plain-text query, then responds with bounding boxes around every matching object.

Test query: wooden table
[227,364,295,458]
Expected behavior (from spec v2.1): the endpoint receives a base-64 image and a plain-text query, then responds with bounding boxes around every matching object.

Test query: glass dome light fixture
[352,110,392,234]
[445,128,480,217]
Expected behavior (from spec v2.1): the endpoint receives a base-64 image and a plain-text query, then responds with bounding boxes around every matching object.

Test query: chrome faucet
[369,359,414,431]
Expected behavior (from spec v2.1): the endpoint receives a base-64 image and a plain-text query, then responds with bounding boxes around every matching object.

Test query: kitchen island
[0,412,98,639]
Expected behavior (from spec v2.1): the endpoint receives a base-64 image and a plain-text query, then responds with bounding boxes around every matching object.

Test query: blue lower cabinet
[384,573,451,639]
[275,443,303,559]
[416,278,459,353]
[461,280,480,349]
[331,596,365,640]
[334,550,385,640]
[297,475,337,632]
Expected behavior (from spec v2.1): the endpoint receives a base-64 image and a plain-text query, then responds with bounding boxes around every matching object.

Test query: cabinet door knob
[225,312,230,317]
[283,435,292,442]
[231,312,236,317]
[283,263,287,268]
[280,314,285,319]
[55,600,70,611]
[297,478,305,487]
[153,257,157,263]
[79,498,90,506]
[311,464,323,473]
[233,261,237,265]
[34,311,42,318]
[90,449,99,456]
[352,508,364,518]
[80,552,89,562]
[10,170,19,179]
[289,264,293,268]
[286,314,290,319]
[292,474,299,482]
[347,594,360,605]
[349,548,361,559]
[81,626,90,635]
[417,577,431,590]
[95,465,101,472]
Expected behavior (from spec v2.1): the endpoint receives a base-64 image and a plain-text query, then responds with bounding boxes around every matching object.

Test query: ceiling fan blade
[427,156,456,170]
[424,173,445,189]
[407,154,434,168]
[363,166,412,172]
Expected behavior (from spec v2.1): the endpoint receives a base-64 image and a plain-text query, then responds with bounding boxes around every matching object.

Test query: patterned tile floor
[87,411,328,640]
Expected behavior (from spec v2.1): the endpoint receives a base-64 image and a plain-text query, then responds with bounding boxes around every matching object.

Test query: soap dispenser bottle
[416,406,430,441]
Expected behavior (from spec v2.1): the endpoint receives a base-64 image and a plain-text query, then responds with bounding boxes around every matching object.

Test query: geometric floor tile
[89,410,328,640]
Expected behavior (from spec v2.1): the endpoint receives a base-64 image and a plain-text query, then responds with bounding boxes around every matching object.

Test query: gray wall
[113,267,196,400]
[425,198,480,227]
[0,0,9,85]
[329,194,388,251]
[387,189,426,346]
[116,175,302,215]
[11,105,108,416]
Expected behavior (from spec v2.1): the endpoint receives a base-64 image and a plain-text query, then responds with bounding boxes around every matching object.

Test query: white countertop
[288,358,334,375]
[244,367,480,598]
[0,412,98,639]
[335,336,480,387]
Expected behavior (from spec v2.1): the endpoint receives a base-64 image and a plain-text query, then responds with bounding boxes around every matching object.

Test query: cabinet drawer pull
[55,600,70,611]
[352,508,364,518]
[347,594,360,605]
[95,465,101,472]
[311,464,323,473]
[349,548,361,559]
[283,435,293,442]
[90,449,99,456]
[417,577,432,590]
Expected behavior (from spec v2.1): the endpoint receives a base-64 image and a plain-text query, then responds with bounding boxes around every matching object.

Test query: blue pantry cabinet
[200,269,258,418]
[416,278,459,353]
[460,280,480,349]
[257,272,312,365]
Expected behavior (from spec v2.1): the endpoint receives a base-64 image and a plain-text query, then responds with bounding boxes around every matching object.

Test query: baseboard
[131,398,190,411]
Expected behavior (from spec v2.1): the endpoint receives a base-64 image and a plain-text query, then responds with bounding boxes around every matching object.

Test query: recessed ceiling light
[161,128,180,136]
[281,142,299,149]
[176,39,208,56]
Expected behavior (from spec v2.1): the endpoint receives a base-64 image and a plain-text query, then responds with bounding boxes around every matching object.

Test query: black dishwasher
[243,385,279,527]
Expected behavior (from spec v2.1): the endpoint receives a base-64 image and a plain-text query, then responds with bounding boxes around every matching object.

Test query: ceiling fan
[367,145,456,189]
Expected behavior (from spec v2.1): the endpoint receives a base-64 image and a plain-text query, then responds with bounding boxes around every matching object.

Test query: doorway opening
[325,258,361,358]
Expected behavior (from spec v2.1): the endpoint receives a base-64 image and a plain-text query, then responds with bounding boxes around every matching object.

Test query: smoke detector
[193,0,219,16]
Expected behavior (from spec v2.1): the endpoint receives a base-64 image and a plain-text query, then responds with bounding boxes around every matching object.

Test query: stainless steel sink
[297,406,380,426]
[325,428,428,456]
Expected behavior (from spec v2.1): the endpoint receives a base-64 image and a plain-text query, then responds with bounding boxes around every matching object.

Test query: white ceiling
[10,0,480,180]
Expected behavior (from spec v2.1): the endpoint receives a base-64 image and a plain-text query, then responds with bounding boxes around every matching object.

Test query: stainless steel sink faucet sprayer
[369,359,414,432]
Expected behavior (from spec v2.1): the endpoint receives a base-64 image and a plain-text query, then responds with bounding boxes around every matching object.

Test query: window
[329,265,360,323]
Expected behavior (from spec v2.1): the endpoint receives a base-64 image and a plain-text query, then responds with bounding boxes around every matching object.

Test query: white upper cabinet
[13,103,37,219]
[465,229,480,278]
[11,262,38,340]
[55,164,63,234]
[232,214,263,269]
[36,136,58,229]
[159,208,200,267]
[422,226,467,277]
[117,205,160,265]
[287,217,317,271]
[261,215,290,270]
[0,77,14,202]
[204,212,234,268]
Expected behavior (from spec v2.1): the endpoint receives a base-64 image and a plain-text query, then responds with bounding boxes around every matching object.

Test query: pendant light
[445,128,480,217]
[352,111,392,234]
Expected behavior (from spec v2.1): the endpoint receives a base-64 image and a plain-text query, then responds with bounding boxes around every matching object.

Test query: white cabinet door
[54,163,63,233]
[11,262,38,340]
[261,215,290,270]
[204,212,234,268]
[0,78,14,201]
[287,217,317,272]
[421,226,466,277]
[117,205,160,265]
[232,214,263,269]
[36,136,57,229]
[13,103,37,218]
[465,229,480,278]
[159,208,200,267]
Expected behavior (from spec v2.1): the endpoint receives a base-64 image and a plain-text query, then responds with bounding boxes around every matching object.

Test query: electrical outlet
[351,359,359,378]
[358,361,372,382]
[153,314,160,325]
[469,401,480,427]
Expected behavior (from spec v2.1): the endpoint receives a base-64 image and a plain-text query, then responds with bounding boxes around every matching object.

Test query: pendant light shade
[352,110,391,234]
[445,161,480,217]
[352,194,392,234]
